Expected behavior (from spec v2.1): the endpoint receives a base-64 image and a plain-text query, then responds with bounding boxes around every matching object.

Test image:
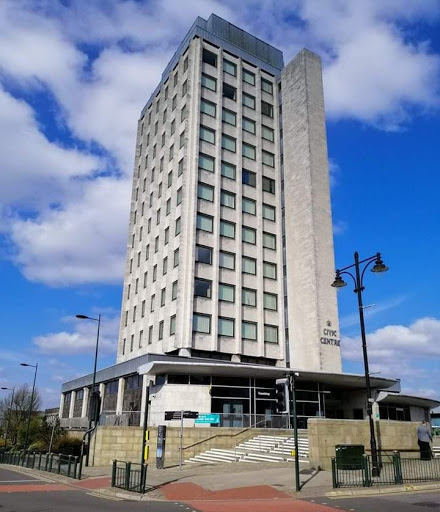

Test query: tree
[0,384,41,447]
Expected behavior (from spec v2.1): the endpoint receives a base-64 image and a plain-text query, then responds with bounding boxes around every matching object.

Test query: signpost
[164,411,198,421]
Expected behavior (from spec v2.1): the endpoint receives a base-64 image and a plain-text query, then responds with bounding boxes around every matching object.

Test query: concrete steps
[186,433,309,465]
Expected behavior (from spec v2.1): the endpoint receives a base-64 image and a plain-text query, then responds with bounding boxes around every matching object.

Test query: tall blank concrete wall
[308,418,420,470]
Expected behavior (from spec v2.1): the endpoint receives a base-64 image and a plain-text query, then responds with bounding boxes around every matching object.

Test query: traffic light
[275,378,290,414]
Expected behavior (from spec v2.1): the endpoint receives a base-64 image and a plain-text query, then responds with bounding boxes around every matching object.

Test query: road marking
[86,492,122,501]
[0,480,37,483]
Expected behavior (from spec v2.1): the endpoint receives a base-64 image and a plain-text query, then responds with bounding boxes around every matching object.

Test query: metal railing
[215,413,291,429]
[0,451,81,479]
[111,460,147,493]
[332,451,440,488]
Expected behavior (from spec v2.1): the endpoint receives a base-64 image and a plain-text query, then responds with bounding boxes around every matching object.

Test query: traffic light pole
[289,374,301,492]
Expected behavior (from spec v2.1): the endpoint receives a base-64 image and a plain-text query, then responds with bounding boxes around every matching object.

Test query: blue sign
[195,413,220,424]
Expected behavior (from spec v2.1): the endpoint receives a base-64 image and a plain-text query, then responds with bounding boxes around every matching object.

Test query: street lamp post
[75,313,101,467]
[20,363,38,449]
[1,387,15,447]
[332,252,388,477]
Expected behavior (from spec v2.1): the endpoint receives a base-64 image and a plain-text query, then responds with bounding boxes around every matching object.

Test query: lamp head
[75,314,89,319]
[371,254,389,274]
[331,272,347,289]
[20,363,30,367]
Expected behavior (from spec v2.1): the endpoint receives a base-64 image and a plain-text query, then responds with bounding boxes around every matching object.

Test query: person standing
[417,421,433,460]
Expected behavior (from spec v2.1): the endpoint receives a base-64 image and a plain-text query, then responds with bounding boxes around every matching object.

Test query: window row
[195,244,277,278]
[122,313,178,353]
[193,313,279,343]
[194,278,278,309]
[200,99,274,141]
[202,49,274,94]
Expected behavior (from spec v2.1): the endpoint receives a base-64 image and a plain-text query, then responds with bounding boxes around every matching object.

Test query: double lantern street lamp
[331,252,389,477]
[20,362,39,450]
[75,314,101,467]
[1,387,15,447]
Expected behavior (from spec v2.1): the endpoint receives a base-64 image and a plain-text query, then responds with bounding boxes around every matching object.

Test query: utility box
[335,444,365,470]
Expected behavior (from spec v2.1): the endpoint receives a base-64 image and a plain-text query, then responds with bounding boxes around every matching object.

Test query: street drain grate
[413,503,440,508]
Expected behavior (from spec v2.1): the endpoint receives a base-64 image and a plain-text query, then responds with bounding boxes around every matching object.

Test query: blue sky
[0,1,439,408]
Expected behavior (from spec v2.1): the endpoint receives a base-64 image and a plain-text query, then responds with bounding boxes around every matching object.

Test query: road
[1,466,439,512]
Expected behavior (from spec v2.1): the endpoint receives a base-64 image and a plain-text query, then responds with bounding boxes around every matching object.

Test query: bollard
[125,462,131,491]
[67,455,72,477]
[111,460,117,487]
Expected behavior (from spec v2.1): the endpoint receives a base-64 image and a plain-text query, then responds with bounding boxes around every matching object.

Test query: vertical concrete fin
[281,49,342,373]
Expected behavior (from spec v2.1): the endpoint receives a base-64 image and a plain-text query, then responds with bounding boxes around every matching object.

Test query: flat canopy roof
[377,392,440,409]
[138,360,397,390]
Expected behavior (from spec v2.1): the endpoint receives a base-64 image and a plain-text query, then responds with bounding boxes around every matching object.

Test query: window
[172,95,177,110]
[242,321,257,340]
[133,305,137,322]
[196,213,214,232]
[242,117,256,134]
[156,209,160,225]
[176,187,182,205]
[263,261,277,279]
[164,227,169,244]
[262,125,274,141]
[242,288,256,307]
[173,72,178,87]
[223,59,236,76]
[124,310,128,326]
[200,125,215,144]
[182,80,187,96]
[170,315,176,335]
[242,226,256,244]
[198,182,214,202]
[201,98,216,117]
[143,271,148,288]
[146,244,150,260]
[264,324,278,343]
[202,48,217,67]
[261,78,273,94]
[148,325,153,344]
[139,330,143,348]
[137,251,141,266]
[219,251,235,270]
[153,264,157,281]
[242,197,256,215]
[222,109,236,125]
[199,153,215,173]
[171,119,175,134]
[263,176,276,194]
[193,313,211,333]
[222,134,236,152]
[167,171,173,188]
[178,158,184,175]
[161,287,166,306]
[218,317,234,337]
[154,236,159,253]
[184,56,188,72]
[174,248,179,267]
[154,121,158,135]
[164,86,168,100]
[194,278,212,298]
[221,161,236,180]
[220,220,235,238]
[262,150,275,167]
[243,69,255,85]
[243,93,255,109]
[263,232,276,250]
[166,198,171,215]
[223,83,236,100]
[169,144,174,160]
[263,292,277,311]
[261,100,274,118]
[219,283,234,302]
[242,256,256,275]
[179,130,185,147]
[175,217,181,235]
[161,132,165,147]
[220,190,235,209]
[262,203,276,221]
[158,182,162,198]
[242,169,256,187]
[196,245,212,264]
[242,143,256,160]
[172,281,178,300]
[150,295,155,312]
[201,73,216,91]
[159,320,164,340]
[130,334,134,351]
[163,256,168,274]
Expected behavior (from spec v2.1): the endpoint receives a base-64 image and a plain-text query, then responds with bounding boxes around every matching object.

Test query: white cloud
[333,220,348,236]
[34,313,120,355]
[340,295,407,329]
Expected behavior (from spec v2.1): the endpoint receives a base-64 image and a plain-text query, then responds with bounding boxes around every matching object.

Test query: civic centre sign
[320,320,340,347]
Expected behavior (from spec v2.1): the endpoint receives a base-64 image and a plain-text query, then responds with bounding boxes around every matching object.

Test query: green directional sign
[195,413,220,424]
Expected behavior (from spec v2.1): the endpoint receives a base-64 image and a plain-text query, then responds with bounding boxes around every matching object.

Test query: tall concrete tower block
[281,49,342,372]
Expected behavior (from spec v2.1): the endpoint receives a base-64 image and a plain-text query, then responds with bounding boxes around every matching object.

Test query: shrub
[57,436,83,456]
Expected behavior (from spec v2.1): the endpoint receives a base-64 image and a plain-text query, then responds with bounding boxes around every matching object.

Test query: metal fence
[0,451,81,479]
[111,460,147,493]
[332,451,440,488]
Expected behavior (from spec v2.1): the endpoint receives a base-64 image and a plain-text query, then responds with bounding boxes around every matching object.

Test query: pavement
[2,460,440,512]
